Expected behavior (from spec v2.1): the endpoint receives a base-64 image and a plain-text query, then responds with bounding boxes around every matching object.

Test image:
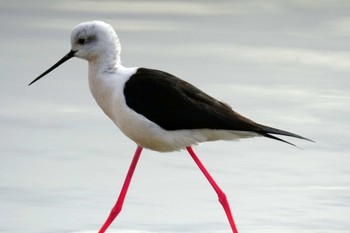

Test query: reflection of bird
[29,21,312,233]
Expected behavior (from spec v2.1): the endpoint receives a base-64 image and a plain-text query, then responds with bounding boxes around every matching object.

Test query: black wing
[124,68,312,145]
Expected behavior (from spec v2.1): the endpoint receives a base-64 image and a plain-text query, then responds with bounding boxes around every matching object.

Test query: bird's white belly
[113,100,258,152]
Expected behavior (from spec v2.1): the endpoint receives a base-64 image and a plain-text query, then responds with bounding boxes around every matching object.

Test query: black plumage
[124,68,312,145]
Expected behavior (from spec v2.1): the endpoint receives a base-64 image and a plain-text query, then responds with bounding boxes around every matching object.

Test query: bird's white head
[71,21,121,63]
[29,21,121,86]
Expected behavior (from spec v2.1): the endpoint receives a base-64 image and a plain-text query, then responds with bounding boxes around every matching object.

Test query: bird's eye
[78,38,86,45]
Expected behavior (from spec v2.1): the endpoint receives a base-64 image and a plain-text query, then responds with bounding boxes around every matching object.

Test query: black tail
[257,124,314,147]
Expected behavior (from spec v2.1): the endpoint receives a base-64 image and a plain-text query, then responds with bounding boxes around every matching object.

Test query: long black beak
[28,50,76,86]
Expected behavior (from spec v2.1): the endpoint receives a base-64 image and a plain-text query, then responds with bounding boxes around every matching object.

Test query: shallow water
[0,1,349,233]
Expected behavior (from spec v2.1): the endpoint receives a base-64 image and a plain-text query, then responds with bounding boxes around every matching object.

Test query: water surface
[0,1,349,233]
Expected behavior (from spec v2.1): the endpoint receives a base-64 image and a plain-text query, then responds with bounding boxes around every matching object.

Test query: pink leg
[98,146,143,233]
[186,146,239,233]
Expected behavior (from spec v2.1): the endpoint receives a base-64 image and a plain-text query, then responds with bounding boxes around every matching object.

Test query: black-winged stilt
[29,21,312,233]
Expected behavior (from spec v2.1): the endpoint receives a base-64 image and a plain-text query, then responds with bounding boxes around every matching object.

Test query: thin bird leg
[98,146,143,233]
[186,146,239,233]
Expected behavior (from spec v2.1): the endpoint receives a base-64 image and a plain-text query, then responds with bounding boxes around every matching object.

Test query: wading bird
[29,21,312,233]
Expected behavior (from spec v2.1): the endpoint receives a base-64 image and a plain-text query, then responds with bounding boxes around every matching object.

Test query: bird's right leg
[98,146,143,233]
[186,146,239,233]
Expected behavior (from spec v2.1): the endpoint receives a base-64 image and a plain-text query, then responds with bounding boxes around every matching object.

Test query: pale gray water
[0,1,349,233]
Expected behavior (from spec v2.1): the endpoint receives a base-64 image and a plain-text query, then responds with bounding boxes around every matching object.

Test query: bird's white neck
[87,53,121,117]
[88,52,121,75]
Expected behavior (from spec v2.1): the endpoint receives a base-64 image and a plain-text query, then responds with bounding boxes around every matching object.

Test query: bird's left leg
[98,146,143,233]
[186,146,239,233]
